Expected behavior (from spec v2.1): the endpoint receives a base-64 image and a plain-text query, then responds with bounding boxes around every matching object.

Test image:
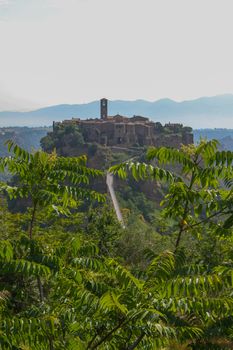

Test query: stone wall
[54,115,193,148]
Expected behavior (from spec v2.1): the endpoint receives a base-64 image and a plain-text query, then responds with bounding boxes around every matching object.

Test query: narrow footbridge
[106,172,125,228]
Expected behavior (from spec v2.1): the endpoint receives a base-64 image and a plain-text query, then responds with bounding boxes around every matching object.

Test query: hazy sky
[1,0,233,109]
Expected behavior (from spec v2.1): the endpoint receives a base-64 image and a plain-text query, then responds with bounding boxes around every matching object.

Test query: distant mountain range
[1,94,233,128]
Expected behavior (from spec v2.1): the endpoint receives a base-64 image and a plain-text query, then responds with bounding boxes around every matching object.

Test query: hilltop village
[53,98,193,148]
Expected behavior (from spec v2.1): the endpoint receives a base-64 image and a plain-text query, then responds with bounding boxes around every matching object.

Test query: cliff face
[41,115,193,222]
[152,132,193,148]
[41,120,193,173]
[41,128,186,201]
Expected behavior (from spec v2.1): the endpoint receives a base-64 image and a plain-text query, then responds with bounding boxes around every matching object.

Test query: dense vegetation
[40,125,85,154]
[0,140,233,349]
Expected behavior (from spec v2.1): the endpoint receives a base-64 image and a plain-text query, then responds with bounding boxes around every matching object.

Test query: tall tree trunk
[126,333,145,350]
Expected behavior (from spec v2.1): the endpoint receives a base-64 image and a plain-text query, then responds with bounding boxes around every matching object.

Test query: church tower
[100,98,108,119]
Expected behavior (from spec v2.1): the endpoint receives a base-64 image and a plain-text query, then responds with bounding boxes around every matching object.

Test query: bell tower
[100,98,108,119]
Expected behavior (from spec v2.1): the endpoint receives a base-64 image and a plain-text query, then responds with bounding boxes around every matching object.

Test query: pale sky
[1,0,233,109]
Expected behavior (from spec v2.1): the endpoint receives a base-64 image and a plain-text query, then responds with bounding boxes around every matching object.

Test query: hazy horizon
[2,93,233,113]
[1,94,233,129]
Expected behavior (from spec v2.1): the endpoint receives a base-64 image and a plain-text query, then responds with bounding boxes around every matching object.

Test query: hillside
[193,128,233,150]
[0,127,51,157]
[1,94,233,128]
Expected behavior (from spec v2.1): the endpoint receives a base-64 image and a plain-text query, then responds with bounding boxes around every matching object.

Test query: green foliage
[0,141,233,349]
[110,140,233,248]
[117,184,158,222]
[2,235,232,349]
[0,141,104,237]
[86,205,123,256]
[41,125,84,152]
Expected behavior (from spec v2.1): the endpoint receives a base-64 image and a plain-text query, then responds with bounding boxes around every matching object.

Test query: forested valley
[0,139,233,349]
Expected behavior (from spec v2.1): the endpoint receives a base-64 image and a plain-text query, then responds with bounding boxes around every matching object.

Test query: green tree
[41,125,84,153]
[0,141,105,337]
[1,238,233,349]
[110,140,233,250]
[0,141,104,239]
[1,141,233,349]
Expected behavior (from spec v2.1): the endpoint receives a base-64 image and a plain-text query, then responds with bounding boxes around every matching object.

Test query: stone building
[53,98,193,147]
